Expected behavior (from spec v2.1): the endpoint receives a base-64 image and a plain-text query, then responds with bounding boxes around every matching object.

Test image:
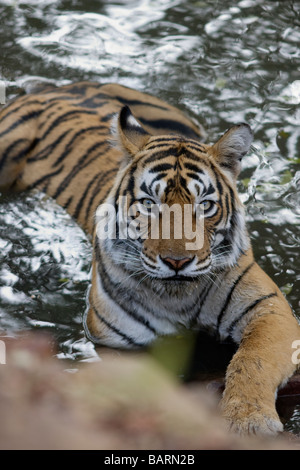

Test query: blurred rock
[0,332,298,450]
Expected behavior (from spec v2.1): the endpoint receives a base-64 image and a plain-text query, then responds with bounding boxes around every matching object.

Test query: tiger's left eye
[198,200,214,211]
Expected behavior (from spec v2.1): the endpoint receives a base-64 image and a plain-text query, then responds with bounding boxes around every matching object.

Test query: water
[0,0,299,433]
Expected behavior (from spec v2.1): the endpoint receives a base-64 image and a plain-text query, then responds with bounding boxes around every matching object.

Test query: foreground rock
[0,333,298,450]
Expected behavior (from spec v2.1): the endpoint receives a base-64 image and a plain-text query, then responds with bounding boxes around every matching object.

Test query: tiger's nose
[160,256,193,271]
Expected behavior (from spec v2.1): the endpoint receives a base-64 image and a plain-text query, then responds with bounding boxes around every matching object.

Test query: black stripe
[95,241,158,335]
[190,279,213,325]
[126,175,136,206]
[227,292,277,338]
[203,183,215,196]
[143,142,178,153]
[0,99,42,125]
[138,116,200,139]
[216,175,224,196]
[196,254,211,267]
[27,166,63,190]
[213,198,223,223]
[186,172,202,181]
[142,257,158,270]
[145,137,181,148]
[114,94,170,112]
[0,110,42,139]
[143,148,178,164]
[183,149,213,168]
[73,173,100,220]
[77,97,108,109]
[52,126,106,167]
[140,181,149,194]
[14,138,39,163]
[0,138,31,172]
[63,195,73,210]
[226,187,237,241]
[52,142,109,199]
[41,109,97,140]
[39,99,69,115]
[41,94,78,102]
[224,193,230,224]
[90,297,144,348]
[184,162,204,173]
[8,138,31,161]
[179,175,188,192]
[54,82,100,96]
[220,162,234,171]
[216,261,255,329]
[101,112,116,123]
[84,169,117,224]
[199,282,215,309]
[204,209,220,221]
[149,173,167,192]
[27,130,70,163]
[186,142,206,151]
[113,175,123,211]
[0,99,64,139]
[149,163,173,173]
[124,162,139,206]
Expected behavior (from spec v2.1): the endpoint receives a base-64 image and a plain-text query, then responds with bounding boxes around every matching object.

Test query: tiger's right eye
[140,198,155,209]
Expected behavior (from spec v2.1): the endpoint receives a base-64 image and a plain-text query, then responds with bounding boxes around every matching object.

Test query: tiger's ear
[117,105,151,158]
[211,123,253,179]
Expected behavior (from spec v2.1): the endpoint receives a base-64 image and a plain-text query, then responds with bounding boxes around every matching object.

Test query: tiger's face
[99,106,253,284]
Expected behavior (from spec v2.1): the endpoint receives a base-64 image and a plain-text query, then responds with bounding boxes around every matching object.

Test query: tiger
[0,81,299,436]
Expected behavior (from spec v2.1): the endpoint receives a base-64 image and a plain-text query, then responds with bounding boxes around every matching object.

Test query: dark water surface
[0,0,299,433]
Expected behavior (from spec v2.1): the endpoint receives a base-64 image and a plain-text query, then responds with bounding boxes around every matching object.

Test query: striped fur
[0,81,299,436]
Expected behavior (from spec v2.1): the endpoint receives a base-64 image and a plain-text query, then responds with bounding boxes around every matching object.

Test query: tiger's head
[97,106,253,284]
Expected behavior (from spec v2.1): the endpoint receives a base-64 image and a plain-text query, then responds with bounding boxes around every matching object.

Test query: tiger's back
[0,81,204,234]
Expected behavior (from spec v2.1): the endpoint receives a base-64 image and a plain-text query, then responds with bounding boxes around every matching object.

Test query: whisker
[212,251,232,260]
[136,273,152,288]
[201,272,219,288]
[113,239,140,254]
[115,268,147,288]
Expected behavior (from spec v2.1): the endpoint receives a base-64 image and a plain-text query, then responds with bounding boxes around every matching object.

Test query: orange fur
[0,81,299,436]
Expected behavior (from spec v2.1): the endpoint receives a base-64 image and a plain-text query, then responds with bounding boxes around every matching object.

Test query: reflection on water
[0,192,97,361]
[0,0,299,433]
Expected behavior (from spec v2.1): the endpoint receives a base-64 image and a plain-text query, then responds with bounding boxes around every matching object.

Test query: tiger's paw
[220,400,283,437]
